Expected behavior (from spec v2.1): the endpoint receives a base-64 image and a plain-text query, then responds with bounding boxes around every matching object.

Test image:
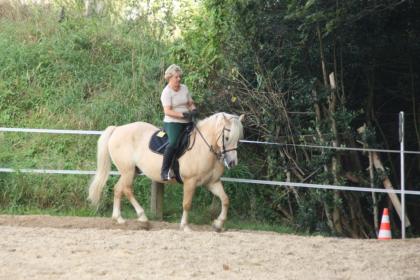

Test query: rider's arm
[163,105,184,119]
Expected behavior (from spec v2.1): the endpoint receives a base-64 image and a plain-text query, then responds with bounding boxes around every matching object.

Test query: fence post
[151,181,164,220]
[399,111,406,239]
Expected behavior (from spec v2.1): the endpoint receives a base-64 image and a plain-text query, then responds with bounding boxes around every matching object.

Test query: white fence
[1,112,419,238]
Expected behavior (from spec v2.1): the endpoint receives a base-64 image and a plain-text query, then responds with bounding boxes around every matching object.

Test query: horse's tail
[88,125,117,206]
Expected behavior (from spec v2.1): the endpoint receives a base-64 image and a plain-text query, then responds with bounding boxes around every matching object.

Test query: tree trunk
[369,151,379,234]
[371,152,411,227]
[409,59,420,171]
[317,24,329,87]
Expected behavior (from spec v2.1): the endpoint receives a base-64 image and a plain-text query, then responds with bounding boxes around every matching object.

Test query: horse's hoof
[181,225,192,232]
[212,220,224,233]
[115,217,126,224]
[138,215,148,223]
[212,224,223,233]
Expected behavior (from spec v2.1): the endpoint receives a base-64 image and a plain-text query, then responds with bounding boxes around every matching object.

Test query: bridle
[188,123,239,161]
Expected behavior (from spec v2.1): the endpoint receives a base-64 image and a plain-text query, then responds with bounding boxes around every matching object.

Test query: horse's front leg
[207,180,229,232]
[180,179,197,232]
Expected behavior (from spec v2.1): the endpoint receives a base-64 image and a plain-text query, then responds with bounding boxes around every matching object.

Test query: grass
[0,8,166,215]
[0,206,96,217]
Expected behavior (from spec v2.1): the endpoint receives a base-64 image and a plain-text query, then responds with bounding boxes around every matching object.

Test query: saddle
[148,123,195,183]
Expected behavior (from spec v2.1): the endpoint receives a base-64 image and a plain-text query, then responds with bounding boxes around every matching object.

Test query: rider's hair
[164,64,183,81]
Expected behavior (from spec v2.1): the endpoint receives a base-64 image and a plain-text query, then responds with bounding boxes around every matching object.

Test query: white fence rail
[1,112,418,238]
[2,167,419,196]
[1,167,419,195]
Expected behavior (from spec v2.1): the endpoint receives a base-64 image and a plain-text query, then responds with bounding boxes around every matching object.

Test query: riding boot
[161,145,176,181]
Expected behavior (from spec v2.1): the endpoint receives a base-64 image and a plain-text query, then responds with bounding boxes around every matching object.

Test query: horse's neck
[196,119,217,144]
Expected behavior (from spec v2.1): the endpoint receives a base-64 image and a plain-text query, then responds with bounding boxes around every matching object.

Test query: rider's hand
[182,111,192,119]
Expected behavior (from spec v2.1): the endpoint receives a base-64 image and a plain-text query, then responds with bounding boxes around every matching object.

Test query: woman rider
[160,64,197,181]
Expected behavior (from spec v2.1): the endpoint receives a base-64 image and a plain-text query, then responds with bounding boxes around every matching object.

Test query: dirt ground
[0,215,419,280]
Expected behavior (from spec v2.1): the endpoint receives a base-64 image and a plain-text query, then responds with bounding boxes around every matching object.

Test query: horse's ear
[239,114,245,122]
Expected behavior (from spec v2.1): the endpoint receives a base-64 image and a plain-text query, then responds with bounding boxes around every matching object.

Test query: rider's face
[169,72,182,90]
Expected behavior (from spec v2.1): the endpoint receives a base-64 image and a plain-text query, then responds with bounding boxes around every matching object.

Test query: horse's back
[110,121,157,140]
[116,121,157,131]
[107,121,159,167]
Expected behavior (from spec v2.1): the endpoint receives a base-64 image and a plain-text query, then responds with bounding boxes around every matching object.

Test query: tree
[174,0,420,236]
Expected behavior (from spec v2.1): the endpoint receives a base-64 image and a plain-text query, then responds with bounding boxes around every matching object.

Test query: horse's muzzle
[224,158,237,169]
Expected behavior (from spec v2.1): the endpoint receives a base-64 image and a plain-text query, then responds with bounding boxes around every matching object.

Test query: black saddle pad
[149,130,169,154]
[149,123,194,158]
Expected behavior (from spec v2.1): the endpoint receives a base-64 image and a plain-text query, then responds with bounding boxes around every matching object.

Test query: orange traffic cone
[378,208,392,240]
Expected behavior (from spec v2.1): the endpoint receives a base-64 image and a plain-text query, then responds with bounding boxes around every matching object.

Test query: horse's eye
[225,137,229,141]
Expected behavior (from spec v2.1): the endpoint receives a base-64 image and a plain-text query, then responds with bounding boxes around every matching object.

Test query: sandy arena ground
[0,215,419,280]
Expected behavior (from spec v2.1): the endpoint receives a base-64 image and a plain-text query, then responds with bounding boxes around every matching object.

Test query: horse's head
[214,113,245,169]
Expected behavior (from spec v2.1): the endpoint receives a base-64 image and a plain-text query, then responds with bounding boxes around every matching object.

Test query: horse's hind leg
[122,178,148,223]
[112,168,148,224]
[207,180,229,232]
[112,173,133,224]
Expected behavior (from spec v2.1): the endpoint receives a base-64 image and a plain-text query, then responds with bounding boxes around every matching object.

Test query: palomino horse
[88,112,244,232]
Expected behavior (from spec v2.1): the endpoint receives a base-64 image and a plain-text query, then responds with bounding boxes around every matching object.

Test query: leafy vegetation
[171,0,420,237]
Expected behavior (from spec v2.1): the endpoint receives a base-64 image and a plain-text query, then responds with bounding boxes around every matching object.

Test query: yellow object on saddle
[157,131,166,137]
